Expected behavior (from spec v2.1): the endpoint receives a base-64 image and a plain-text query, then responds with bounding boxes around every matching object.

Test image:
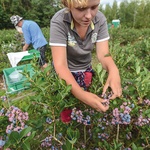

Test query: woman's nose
[85,9,92,19]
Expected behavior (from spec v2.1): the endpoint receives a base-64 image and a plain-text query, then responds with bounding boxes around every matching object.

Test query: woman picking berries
[49,0,122,112]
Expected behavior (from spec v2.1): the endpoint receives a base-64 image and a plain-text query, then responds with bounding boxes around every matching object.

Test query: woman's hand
[95,98,109,112]
[79,91,109,112]
[103,69,122,99]
[96,41,122,100]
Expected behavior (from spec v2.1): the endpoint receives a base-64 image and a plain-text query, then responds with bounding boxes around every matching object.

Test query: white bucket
[9,70,23,82]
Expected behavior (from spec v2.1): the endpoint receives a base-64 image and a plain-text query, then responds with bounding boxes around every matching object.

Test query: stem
[10,91,35,101]
[84,125,86,145]
[52,109,56,137]
[116,124,119,142]
[144,137,150,148]
[7,97,11,107]
[52,136,63,145]
[34,101,49,108]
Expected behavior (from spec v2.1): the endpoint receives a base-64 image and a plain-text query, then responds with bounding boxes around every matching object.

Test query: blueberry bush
[0,28,150,150]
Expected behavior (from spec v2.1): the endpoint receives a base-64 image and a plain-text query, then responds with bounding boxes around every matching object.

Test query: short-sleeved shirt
[22,20,47,50]
[49,8,109,72]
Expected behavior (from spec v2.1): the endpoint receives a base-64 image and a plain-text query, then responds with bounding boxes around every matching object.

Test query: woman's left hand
[96,40,122,100]
[103,70,122,100]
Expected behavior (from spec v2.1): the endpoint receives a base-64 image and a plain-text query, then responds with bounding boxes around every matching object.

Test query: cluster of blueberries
[41,134,63,150]
[70,108,91,125]
[46,117,53,124]
[5,106,29,134]
[0,106,29,149]
[135,111,150,126]
[111,105,132,125]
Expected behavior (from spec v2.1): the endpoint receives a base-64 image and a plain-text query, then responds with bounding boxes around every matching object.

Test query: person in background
[49,0,122,112]
[10,15,48,69]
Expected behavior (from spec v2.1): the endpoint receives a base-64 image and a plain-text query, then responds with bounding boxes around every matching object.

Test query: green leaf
[66,128,79,145]
[144,109,150,114]
[147,114,150,118]
[136,64,140,74]
[102,140,111,149]
[104,53,111,57]
[132,143,137,150]
[9,131,20,143]
[24,131,36,143]
[97,64,103,74]
[66,85,72,92]
[138,148,144,150]
[59,78,67,86]
[101,70,106,78]
[22,141,31,150]
[20,126,32,139]
[62,140,77,150]
[61,85,72,99]
[68,138,77,145]
[112,100,117,105]
[4,140,12,148]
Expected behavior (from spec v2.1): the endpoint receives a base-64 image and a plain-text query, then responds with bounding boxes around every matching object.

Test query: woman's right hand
[77,90,109,112]
[95,98,109,112]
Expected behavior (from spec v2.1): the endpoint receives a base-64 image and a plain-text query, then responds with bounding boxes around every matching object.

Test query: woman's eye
[91,5,98,10]
[76,4,98,11]
[77,8,86,11]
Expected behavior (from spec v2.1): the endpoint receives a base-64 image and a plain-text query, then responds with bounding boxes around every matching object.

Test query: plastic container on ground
[9,69,23,83]
[112,19,120,28]
[3,64,35,93]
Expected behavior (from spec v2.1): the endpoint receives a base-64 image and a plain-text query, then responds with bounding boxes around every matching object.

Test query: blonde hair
[61,0,88,9]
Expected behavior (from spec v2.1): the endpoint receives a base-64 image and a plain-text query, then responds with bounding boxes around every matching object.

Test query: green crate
[3,64,34,93]
[21,49,40,61]
[112,19,120,28]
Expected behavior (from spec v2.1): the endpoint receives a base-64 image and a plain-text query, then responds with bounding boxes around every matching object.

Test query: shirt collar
[70,20,94,30]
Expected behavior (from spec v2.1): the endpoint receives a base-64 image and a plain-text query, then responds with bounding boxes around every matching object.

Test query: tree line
[0,0,61,29]
[101,0,150,28]
[0,0,150,30]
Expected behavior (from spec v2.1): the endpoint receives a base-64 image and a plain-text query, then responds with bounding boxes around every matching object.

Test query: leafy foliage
[0,28,150,149]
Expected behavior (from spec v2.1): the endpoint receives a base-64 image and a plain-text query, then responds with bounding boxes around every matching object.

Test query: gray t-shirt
[49,8,109,72]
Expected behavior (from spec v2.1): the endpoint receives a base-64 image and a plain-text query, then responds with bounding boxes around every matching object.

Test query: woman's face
[70,0,100,27]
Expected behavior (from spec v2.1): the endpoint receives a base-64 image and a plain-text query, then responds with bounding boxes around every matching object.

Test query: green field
[0,28,150,150]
